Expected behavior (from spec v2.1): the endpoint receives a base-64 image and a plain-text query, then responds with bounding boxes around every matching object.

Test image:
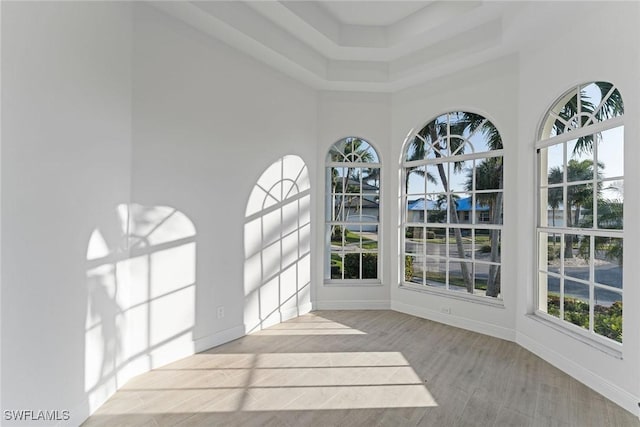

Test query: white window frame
[325,137,382,284]
[535,82,624,348]
[400,112,504,303]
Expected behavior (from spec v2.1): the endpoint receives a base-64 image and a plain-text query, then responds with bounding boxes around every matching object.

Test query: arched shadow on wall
[244,155,312,333]
[84,204,196,412]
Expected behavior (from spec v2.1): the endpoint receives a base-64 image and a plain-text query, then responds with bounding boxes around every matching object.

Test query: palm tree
[408,112,502,294]
[465,156,502,296]
[330,138,375,235]
[553,82,623,155]
[547,168,563,228]
[548,159,603,258]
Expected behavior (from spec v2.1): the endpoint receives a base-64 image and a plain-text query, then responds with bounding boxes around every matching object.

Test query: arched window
[325,137,381,282]
[536,82,624,345]
[402,112,503,299]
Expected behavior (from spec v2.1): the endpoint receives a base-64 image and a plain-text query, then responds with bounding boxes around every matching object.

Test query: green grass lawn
[332,229,378,249]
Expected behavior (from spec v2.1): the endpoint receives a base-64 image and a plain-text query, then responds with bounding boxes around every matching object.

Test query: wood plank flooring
[82,310,640,427]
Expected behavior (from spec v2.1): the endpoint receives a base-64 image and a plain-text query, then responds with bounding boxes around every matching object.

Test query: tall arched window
[402,112,503,299]
[325,137,381,282]
[536,82,624,345]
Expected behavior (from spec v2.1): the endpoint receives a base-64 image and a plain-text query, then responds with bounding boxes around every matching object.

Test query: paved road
[406,239,622,305]
[546,263,622,306]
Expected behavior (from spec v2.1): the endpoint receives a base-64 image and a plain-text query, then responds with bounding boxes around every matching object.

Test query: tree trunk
[486,199,502,297]
[429,126,474,293]
[564,202,575,259]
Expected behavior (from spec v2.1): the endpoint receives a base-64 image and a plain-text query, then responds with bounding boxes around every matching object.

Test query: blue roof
[408,196,489,211]
[407,199,436,211]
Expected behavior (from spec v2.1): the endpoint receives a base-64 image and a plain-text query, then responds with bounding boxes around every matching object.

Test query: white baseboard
[194,325,245,353]
[392,301,516,342]
[517,332,640,418]
[313,300,390,310]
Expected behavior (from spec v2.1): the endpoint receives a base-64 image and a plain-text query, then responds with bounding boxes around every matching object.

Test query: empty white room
[1,1,639,426]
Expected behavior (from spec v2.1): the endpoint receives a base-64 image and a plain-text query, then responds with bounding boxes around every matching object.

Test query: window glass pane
[544,144,564,183]
[343,253,360,279]
[449,261,472,293]
[425,164,445,193]
[405,227,424,255]
[544,187,564,228]
[474,157,503,190]
[566,184,592,228]
[425,227,445,257]
[404,254,420,284]
[330,253,343,279]
[598,127,624,179]
[449,228,473,260]
[361,254,378,279]
[406,198,424,223]
[543,232,561,274]
[594,237,622,288]
[426,195,447,223]
[563,234,590,281]
[543,273,561,319]
[474,263,500,295]
[406,165,426,195]
[405,138,420,162]
[566,160,594,183]
[567,139,593,165]
[424,257,446,288]
[597,184,623,230]
[364,145,379,163]
[476,230,500,264]
[544,274,561,318]
[594,288,622,343]
[476,192,502,224]
[564,281,589,331]
[360,228,378,252]
[589,82,624,122]
[450,160,472,193]
[449,136,468,156]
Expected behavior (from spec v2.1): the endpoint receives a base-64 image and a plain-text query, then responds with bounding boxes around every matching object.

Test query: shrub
[547,295,622,343]
[404,256,413,282]
[344,253,377,279]
[547,244,560,261]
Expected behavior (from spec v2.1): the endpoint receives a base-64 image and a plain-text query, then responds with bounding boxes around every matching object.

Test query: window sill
[399,283,505,308]
[527,312,622,359]
[324,280,383,287]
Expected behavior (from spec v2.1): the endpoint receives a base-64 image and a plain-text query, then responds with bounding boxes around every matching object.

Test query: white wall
[131,4,317,344]
[515,1,640,415]
[315,91,392,309]
[389,55,520,341]
[1,2,132,425]
[1,2,318,425]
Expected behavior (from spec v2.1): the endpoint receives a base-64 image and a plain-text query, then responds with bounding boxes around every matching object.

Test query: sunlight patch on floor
[97,351,437,414]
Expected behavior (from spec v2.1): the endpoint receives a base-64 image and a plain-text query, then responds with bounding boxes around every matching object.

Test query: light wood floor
[82,310,640,427]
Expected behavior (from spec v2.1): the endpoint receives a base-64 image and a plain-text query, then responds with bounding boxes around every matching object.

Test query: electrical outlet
[217,306,225,319]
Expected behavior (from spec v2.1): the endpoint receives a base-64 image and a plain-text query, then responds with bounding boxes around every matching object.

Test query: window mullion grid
[592,175,597,230]
[576,85,582,122]
[340,218,346,280]
[472,159,476,225]
[421,226,426,286]
[560,234,565,320]
[589,235,595,334]
[536,115,624,150]
[562,141,568,229]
